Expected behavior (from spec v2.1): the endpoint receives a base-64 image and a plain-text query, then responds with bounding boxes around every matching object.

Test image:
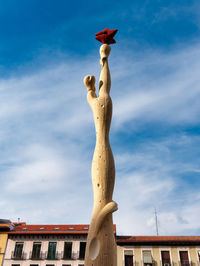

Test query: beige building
[117,236,200,266]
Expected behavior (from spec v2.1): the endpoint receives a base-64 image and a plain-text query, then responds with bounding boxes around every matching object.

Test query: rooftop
[117,235,200,245]
[8,224,117,235]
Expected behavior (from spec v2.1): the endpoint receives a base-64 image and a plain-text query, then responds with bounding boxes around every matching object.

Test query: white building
[3,224,90,266]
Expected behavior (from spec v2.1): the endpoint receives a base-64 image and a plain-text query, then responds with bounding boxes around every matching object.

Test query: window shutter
[143,251,152,263]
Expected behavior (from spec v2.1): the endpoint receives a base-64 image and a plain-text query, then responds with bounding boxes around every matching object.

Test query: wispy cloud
[114,133,200,235]
[111,43,200,129]
[1,42,200,235]
[4,144,68,194]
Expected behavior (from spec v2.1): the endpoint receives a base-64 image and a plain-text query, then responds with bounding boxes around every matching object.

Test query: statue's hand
[84,75,96,92]
[83,75,97,106]
[100,44,111,60]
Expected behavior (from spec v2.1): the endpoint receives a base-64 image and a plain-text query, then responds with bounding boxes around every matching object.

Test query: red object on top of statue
[95,28,118,44]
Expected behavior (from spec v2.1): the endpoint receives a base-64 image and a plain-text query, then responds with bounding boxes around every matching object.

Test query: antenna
[154,208,159,236]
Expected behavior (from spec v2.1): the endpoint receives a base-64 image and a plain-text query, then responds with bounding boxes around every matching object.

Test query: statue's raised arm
[99,44,111,96]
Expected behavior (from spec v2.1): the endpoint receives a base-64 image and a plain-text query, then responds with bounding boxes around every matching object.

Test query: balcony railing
[179,261,191,266]
[11,250,84,261]
[161,259,171,266]
[61,251,79,260]
[29,251,46,260]
[162,263,171,266]
[61,251,72,260]
[79,253,85,260]
[11,251,26,260]
[47,251,62,260]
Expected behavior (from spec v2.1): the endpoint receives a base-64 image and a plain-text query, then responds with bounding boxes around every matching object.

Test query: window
[63,242,72,259]
[31,242,41,259]
[161,251,171,266]
[143,250,153,266]
[47,242,57,260]
[12,265,20,266]
[124,250,133,266]
[79,242,86,260]
[179,251,189,266]
[78,265,84,266]
[13,242,24,259]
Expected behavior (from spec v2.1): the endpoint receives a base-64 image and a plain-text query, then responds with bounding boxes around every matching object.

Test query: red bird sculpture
[95,28,118,44]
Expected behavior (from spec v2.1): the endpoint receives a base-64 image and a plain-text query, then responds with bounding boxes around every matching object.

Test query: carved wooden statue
[83,29,118,266]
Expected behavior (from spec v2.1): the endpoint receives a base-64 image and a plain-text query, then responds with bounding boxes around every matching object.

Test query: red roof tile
[9,224,117,235]
[9,224,89,234]
[117,235,200,243]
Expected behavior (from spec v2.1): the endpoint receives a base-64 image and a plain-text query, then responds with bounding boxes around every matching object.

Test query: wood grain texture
[83,44,118,266]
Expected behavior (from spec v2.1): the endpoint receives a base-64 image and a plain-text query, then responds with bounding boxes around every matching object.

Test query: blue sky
[1,0,200,235]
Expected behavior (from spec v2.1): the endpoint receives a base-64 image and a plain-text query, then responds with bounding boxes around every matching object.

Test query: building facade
[3,224,92,266]
[0,232,8,266]
[2,223,200,266]
[117,236,200,266]
[0,219,14,266]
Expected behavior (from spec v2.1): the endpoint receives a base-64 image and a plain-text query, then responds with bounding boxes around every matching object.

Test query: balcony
[29,251,47,260]
[179,261,191,266]
[161,259,171,266]
[62,251,72,260]
[11,251,26,260]
[47,251,62,260]
[62,251,79,260]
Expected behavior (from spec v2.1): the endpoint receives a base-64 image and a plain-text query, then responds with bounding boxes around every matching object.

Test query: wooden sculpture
[83,29,118,266]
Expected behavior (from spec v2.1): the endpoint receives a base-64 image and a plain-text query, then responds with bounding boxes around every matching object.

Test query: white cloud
[113,134,200,235]
[4,144,67,194]
[111,43,200,129]
[1,43,200,236]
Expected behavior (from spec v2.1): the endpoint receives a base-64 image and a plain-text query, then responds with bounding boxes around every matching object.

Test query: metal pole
[155,208,159,236]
